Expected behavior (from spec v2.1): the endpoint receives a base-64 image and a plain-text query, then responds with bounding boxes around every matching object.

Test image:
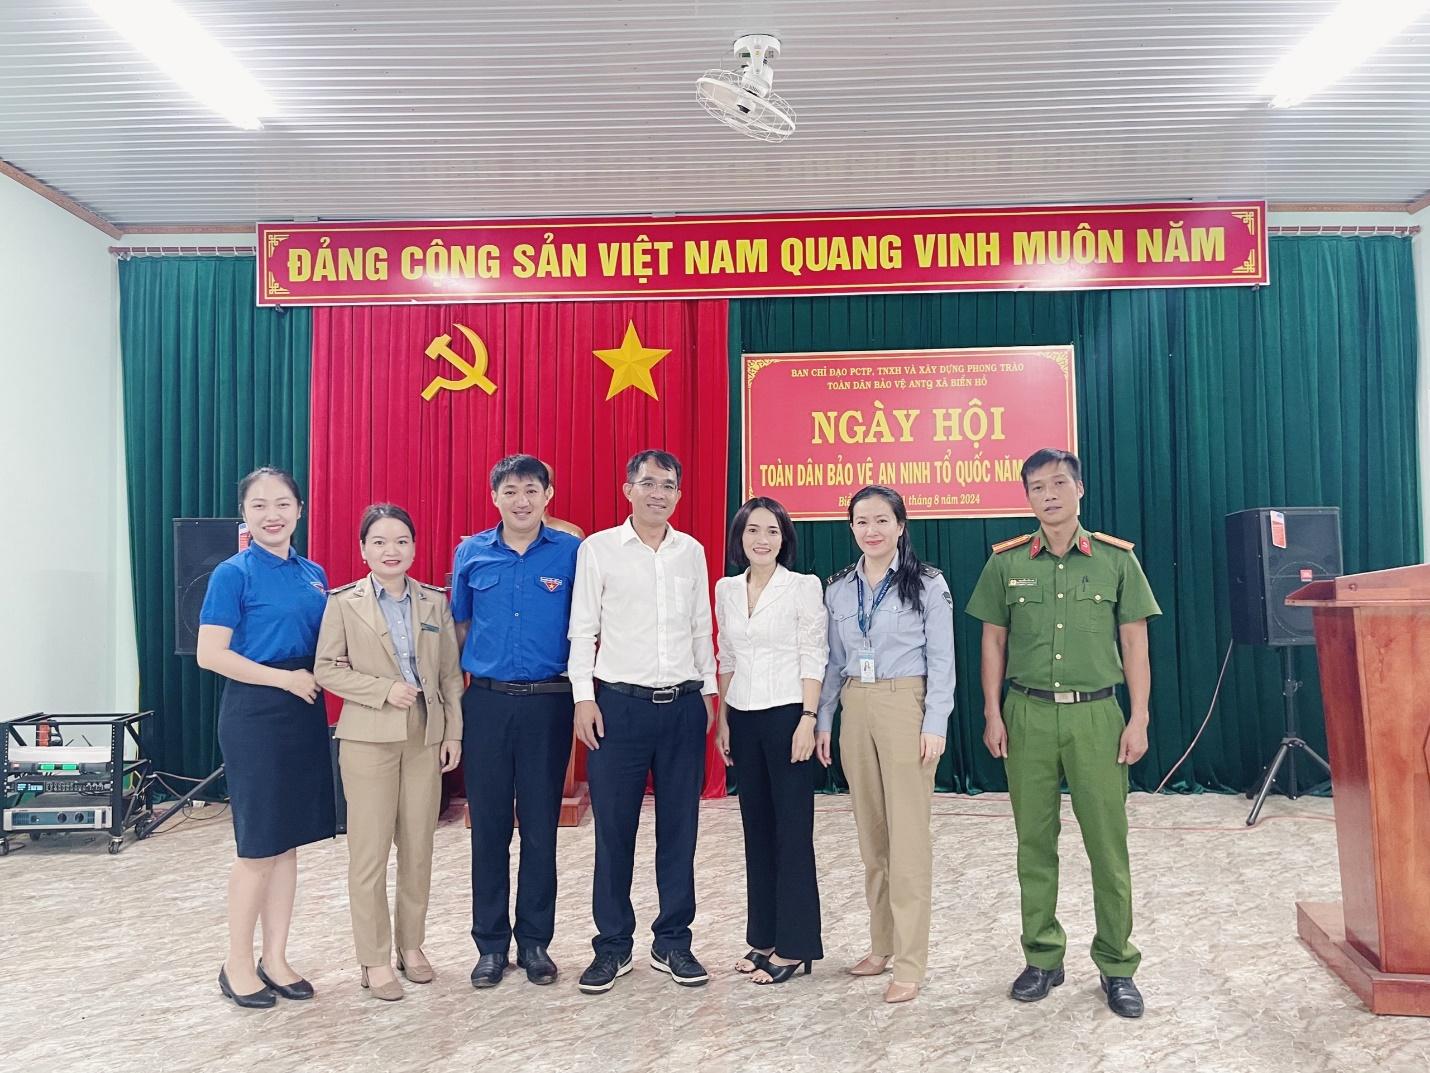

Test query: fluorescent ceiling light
[88,0,273,129]
[1258,0,1430,107]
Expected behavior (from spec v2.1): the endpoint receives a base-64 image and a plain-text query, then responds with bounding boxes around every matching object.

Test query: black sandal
[736,949,772,974]
[753,959,812,985]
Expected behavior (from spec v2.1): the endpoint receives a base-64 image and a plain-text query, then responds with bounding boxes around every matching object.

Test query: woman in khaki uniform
[814,486,956,1004]
[315,504,464,1001]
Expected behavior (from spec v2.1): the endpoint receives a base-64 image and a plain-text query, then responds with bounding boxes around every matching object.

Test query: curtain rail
[111,245,256,257]
[1268,225,1419,236]
[112,227,1417,259]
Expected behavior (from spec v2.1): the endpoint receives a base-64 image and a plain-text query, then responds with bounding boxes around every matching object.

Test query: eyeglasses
[633,480,679,493]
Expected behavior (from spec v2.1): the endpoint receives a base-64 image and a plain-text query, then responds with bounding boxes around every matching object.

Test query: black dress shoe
[1100,974,1144,1018]
[1010,964,1065,1002]
[218,966,277,1009]
[517,945,559,985]
[578,952,633,994]
[256,959,315,1000]
[469,952,509,989]
[650,948,709,986]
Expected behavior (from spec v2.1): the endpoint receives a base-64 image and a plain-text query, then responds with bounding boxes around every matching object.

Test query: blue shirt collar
[373,577,413,605]
[477,523,555,553]
[856,554,900,586]
[249,541,298,569]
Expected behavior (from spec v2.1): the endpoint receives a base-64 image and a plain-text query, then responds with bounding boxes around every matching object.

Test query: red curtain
[308,299,730,797]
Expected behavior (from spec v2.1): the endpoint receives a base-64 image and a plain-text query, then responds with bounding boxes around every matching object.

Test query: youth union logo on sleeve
[540,577,565,592]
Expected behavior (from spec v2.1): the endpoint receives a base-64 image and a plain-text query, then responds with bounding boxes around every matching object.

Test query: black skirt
[218,658,337,859]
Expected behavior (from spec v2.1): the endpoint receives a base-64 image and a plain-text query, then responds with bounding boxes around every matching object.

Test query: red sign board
[741,347,1077,520]
[258,201,1266,307]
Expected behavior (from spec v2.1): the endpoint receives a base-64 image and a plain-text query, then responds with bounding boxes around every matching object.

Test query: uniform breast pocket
[1005,586,1044,610]
[531,574,572,598]
[1075,586,1115,632]
[468,573,501,624]
[830,608,863,649]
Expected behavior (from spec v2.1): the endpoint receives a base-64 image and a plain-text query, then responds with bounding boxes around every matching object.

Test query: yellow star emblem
[593,321,669,401]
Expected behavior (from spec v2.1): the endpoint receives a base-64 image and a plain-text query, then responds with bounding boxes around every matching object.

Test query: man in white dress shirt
[568,449,717,994]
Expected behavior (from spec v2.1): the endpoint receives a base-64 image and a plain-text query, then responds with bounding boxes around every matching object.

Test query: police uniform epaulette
[328,581,359,595]
[1092,532,1135,552]
[920,564,943,578]
[991,533,1034,555]
[827,563,857,585]
[418,581,448,594]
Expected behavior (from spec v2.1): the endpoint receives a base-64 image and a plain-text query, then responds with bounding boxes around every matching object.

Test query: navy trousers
[462,685,575,955]
[586,686,706,959]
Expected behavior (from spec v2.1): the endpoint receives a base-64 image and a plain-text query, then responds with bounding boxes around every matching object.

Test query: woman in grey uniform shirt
[814,485,955,1004]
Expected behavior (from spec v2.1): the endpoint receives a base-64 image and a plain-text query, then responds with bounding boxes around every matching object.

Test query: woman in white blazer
[714,497,828,986]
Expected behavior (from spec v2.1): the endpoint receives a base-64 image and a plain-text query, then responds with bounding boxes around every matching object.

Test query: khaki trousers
[839,678,936,984]
[338,699,441,967]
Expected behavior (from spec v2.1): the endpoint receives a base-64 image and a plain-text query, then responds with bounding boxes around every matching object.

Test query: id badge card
[858,643,877,684]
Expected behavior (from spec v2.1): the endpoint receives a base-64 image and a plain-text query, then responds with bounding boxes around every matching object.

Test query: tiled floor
[3,792,1427,1073]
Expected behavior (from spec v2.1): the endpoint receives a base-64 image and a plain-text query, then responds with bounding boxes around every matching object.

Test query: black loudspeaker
[1225,507,1342,647]
[173,518,243,656]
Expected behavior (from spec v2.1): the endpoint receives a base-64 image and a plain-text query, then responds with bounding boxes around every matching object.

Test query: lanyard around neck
[856,569,895,639]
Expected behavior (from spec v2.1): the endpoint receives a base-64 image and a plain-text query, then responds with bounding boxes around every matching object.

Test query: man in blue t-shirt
[452,454,581,990]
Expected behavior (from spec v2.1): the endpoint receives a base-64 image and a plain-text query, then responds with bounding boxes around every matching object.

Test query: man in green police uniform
[965,448,1159,1019]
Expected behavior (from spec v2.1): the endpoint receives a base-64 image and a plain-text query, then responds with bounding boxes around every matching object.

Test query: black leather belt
[1010,682,1117,704]
[600,680,704,704]
[471,677,572,696]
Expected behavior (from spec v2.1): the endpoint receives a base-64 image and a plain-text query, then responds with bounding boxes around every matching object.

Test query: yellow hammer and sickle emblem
[422,323,498,400]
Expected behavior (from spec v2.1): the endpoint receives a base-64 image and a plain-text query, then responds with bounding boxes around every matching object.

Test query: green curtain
[728,236,1421,794]
[119,256,312,782]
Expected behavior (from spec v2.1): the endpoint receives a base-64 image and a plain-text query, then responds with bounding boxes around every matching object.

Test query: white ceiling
[2,0,1429,227]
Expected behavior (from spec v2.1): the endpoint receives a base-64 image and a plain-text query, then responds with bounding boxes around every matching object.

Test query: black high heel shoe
[753,959,813,985]
[218,965,277,1008]
[736,949,772,974]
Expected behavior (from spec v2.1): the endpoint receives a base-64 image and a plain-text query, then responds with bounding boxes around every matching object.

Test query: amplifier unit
[7,745,112,775]
[11,779,114,794]
[4,794,114,831]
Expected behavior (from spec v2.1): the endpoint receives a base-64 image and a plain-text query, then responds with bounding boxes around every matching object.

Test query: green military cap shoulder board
[328,581,359,595]
[991,533,1034,555]
[827,563,857,585]
[1092,532,1135,552]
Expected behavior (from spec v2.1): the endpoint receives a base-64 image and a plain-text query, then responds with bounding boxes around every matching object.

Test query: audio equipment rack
[1,711,155,856]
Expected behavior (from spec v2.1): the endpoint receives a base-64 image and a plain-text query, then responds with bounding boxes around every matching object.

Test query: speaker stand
[138,764,225,838]
[1245,646,1332,826]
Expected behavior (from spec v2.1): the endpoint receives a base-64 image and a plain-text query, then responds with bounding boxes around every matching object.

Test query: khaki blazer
[315,575,464,745]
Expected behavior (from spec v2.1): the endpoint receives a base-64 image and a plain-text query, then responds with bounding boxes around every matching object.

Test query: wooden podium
[462,730,589,829]
[1287,564,1430,1016]
[558,735,590,826]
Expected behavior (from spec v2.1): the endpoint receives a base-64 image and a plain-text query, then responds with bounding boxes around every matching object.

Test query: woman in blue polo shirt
[197,467,336,1010]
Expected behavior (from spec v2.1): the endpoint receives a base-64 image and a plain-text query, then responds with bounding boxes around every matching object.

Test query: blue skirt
[218,658,337,859]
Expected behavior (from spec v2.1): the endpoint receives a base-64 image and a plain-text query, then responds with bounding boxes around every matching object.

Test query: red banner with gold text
[741,347,1076,520]
[259,201,1265,306]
